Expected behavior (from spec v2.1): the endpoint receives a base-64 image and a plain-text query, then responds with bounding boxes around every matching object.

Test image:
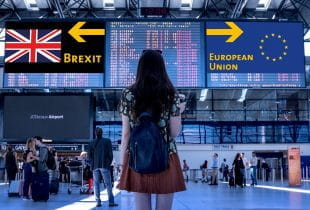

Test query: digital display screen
[2,20,305,89]
[3,21,105,88]
[3,95,92,140]
[3,73,103,88]
[206,21,305,88]
[105,21,205,87]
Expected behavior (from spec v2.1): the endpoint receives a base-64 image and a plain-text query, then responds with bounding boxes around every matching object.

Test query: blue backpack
[129,112,169,174]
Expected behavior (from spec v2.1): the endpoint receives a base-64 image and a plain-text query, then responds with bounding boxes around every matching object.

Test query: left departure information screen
[105,21,205,88]
[3,21,105,88]
[4,73,104,88]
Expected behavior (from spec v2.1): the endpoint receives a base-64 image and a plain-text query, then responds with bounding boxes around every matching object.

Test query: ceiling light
[256,0,271,11]
[23,0,39,11]
[180,0,192,11]
[103,0,115,10]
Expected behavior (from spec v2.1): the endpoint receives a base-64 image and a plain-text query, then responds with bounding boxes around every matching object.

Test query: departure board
[4,73,103,88]
[3,21,105,88]
[105,21,205,87]
[206,21,305,88]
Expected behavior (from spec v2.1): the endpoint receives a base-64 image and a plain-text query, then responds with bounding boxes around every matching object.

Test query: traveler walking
[31,136,50,201]
[22,138,37,199]
[89,127,118,208]
[5,146,17,185]
[262,159,270,182]
[0,151,6,181]
[200,160,208,183]
[182,160,189,182]
[232,153,245,188]
[210,153,219,185]
[117,50,186,210]
[250,152,258,186]
[48,147,59,194]
[59,158,69,183]
[220,158,229,182]
[241,153,249,187]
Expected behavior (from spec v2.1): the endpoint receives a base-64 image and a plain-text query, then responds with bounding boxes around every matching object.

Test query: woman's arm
[120,114,130,166]
[26,152,35,162]
[169,102,186,138]
[232,159,236,167]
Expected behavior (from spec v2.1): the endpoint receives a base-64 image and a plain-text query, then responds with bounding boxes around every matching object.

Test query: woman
[5,146,17,185]
[182,160,189,182]
[23,138,37,199]
[118,50,186,210]
[232,153,245,188]
[59,158,69,183]
[200,160,208,183]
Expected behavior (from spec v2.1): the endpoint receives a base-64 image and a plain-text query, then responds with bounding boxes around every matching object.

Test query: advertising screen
[3,95,92,140]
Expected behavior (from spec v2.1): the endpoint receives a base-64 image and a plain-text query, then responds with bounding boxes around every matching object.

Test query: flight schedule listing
[206,21,305,88]
[4,73,104,88]
[105,21,205,87]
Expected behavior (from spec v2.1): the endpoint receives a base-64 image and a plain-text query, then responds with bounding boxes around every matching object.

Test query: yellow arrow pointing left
[206,22,243,43]
[68,21,105,43]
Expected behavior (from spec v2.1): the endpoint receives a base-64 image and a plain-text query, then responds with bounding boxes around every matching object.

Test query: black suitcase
[229,176,235,188]
[49,179,59,194]
[32,172,49,202]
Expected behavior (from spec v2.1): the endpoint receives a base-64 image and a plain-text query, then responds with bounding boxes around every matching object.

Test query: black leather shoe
[96,203,102,207]
[109,203,118,207]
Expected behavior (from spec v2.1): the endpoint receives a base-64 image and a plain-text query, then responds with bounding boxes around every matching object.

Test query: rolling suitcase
[229,176,235,187]
[32,172,49,202]
[49,179,59,194]
[8,172,23,197]
[49,170,59,194]
[229,169,235,188]
[8,180,21,197]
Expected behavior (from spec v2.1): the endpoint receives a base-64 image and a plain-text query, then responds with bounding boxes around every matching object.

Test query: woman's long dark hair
[130,50,176,122]
[234,153,241,162]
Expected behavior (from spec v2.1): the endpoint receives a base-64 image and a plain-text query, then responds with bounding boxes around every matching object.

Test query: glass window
[305,42,310,56]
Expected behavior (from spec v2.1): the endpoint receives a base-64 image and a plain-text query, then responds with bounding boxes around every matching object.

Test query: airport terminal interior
[0,0,310,209]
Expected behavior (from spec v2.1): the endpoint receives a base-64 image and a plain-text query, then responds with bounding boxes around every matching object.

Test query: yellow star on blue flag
[258,33,288,62]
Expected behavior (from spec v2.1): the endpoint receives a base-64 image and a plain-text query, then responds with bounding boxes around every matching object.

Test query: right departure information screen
[105,21,205,88]
[206,21,305,88]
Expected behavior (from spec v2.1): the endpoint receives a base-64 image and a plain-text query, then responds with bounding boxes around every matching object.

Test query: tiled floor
[0,181,310,210]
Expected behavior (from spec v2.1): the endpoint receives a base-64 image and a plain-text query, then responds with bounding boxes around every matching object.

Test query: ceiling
[0,0,307,24]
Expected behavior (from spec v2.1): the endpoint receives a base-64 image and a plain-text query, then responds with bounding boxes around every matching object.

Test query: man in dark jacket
[89,127,118,208]
[34,136,48,173]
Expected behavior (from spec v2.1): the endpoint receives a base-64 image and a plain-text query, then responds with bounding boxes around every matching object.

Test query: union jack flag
[5,29,62,63]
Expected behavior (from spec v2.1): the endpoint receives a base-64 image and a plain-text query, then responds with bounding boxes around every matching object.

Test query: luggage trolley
[67,166,84,194]
[191,169,212,183]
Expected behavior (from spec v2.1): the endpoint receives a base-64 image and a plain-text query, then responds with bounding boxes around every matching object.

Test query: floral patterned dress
[117,88,186,194]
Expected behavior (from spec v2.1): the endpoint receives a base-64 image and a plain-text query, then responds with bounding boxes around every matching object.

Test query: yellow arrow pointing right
[206,22,243,43]
[68,21,105,43]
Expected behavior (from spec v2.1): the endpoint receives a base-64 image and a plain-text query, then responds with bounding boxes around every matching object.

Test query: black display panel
[105,21,205,87]
[3,95,92,140]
